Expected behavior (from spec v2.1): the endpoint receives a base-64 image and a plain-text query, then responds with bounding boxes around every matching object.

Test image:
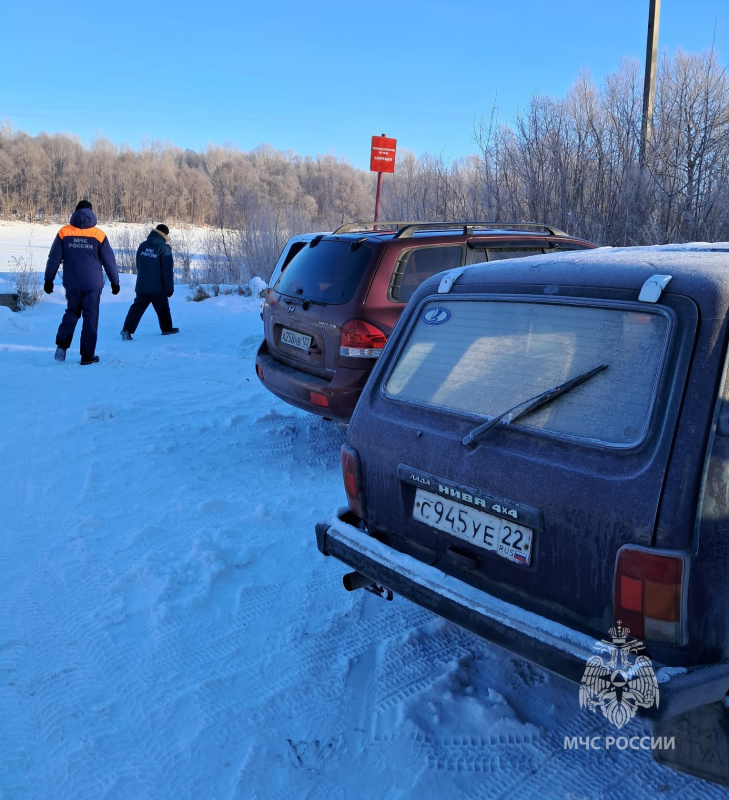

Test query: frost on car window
[385,299,670,447]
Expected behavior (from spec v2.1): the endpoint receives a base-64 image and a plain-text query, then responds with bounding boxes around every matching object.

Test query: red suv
[255,221,596,422]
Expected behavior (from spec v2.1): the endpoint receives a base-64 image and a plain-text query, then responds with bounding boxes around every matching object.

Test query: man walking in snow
[120,224,178,339]
[44,199,120,365]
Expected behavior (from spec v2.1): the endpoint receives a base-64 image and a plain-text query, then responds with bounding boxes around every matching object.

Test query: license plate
[281,327,312,352]
[413,488,533,565]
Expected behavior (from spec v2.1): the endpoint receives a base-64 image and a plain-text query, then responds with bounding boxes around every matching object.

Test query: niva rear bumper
[316,509,729,723]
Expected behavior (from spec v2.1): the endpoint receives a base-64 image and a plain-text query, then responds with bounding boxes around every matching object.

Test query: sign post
[370,134,397,223]
[639,0,661,168]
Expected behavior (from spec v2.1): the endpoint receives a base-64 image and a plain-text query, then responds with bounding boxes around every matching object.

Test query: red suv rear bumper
[255,340,370,422]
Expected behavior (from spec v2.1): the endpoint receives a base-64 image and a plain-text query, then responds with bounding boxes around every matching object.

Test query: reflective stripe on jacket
[44,208,119,291]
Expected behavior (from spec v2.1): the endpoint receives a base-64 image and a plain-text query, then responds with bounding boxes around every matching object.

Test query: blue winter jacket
[44,208,119,291]
[135,230,174,295]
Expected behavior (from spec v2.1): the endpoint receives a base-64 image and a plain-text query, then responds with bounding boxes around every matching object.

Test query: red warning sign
[370,135,397,173]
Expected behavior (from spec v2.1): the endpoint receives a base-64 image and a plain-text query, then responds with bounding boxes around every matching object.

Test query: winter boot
[162,328,180,335]
[120,330,133,341]
[54,346,67,363]
[80,355,100,365]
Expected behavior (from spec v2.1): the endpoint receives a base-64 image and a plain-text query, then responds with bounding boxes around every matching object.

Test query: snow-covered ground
[0,261,724,798]
[0,221,208,278]
[0,221,58,273]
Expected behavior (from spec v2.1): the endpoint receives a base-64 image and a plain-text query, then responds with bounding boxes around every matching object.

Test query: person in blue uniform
[120,224,178,339]
[44,200,120,365]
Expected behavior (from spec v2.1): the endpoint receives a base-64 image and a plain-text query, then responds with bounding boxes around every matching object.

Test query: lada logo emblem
[422,307,450,324]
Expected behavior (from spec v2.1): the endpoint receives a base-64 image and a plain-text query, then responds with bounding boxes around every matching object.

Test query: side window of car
[268,241,308,286]
[283,242,307,266]
[389,246,464,302]
[697,356,729,525]
[549,242,589,251]
[486,247,546,261]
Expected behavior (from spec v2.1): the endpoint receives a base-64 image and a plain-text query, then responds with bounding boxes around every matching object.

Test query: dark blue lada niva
[316,243,729,786]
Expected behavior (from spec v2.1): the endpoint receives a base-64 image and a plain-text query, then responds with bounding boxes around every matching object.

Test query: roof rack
[332,221,426,234]
[395,221,569,239]
[331,221,570,238]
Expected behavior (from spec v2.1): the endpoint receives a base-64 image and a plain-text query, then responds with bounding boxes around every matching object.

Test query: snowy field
[0,221,58,273]
[0,250,725,798]
[0,222,193,274]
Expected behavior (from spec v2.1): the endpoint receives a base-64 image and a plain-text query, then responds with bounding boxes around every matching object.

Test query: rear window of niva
[384,298,671,447]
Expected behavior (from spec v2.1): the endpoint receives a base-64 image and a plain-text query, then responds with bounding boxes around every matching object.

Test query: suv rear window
[274,241,373,304]
[384,298,671,447]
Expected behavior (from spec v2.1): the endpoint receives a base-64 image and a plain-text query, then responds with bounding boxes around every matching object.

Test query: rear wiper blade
[462,362,608,450]
[301,298,326,310]
[285,295,326,308]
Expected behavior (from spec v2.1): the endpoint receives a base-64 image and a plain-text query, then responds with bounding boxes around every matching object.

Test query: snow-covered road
[0,266,723,799]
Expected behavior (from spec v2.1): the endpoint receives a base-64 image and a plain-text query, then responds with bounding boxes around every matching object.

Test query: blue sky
[2,0,727,170]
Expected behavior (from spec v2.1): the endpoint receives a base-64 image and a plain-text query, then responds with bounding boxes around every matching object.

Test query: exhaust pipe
[343,571,374,591]
[342,571,393,601]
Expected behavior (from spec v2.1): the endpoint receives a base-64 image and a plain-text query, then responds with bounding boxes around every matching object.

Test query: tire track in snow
[251,412,345,473]
[338,592,385,768]
[2,399,194,799]
[13,539,175,799]
[0,407,45,799]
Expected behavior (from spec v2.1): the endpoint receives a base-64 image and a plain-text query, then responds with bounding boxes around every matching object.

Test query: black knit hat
[155,224,169,236]
[75,200,93,211]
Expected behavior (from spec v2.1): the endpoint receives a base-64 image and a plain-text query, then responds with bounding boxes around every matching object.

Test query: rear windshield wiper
[301,297,326,309]
[284,295,326,308]
[462,362,608,450]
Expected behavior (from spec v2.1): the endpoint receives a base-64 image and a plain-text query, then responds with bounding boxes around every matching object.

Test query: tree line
[2,48,728,281]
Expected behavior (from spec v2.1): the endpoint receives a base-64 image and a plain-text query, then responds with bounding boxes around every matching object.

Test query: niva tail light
[614,546,688,645]
[341,444,364,519]
[340,319,387,358]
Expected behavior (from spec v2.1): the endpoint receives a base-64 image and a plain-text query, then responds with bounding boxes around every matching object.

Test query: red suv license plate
[281,327,312,352]
[413,488,533,565]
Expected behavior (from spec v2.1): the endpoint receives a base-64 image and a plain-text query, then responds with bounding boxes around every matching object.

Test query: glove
[43,280,54,294]
[167,292,173,298]
[111,284,120,295]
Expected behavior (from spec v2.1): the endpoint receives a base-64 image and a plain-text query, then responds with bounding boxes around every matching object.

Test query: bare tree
[2,50,729,253]
[171,224,200,283]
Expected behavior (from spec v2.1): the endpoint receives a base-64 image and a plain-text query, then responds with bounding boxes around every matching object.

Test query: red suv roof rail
[394,221,570,238]
[332,221,424,234]
[331,221,570,238]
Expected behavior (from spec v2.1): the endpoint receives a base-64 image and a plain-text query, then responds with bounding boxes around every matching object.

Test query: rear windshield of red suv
[274,240,374,304]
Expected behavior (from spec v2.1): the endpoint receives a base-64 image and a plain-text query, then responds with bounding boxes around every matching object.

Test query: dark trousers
[56,287,102,357]
[123,293,173,334]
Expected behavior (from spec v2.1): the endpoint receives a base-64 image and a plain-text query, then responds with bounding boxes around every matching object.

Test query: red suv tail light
[340,319,387,358]
[310,392,329,408]
[341,444,364,519]
[614,546,687,645]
